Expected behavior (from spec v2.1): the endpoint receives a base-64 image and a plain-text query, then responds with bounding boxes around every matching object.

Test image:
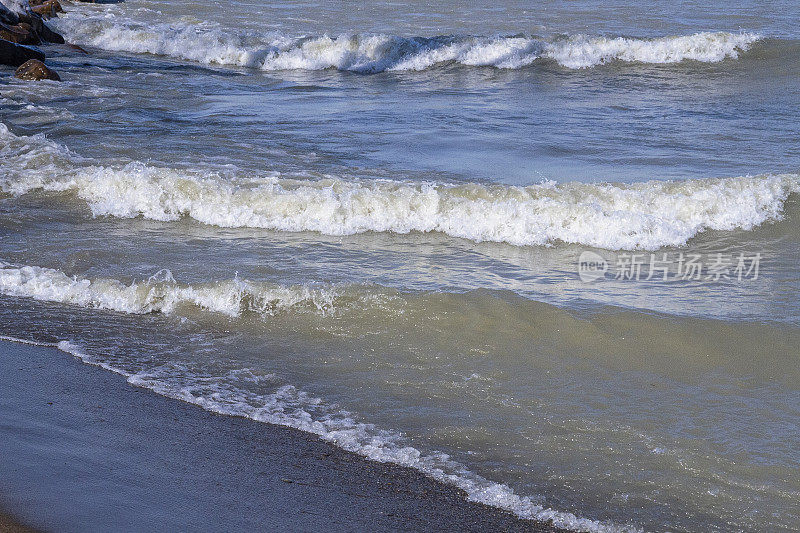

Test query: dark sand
[0,508,36,533]
[0,339,563,532]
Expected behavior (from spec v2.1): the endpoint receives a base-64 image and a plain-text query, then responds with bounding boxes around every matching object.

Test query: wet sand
[0,339,562,532]
[0,509,36,533]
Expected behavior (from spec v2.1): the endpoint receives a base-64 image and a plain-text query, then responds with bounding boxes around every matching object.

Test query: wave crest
[48,11,760,71]
[0,264,359,317]
[1,124,797,250]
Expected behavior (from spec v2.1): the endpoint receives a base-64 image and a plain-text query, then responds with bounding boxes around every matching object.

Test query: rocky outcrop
[21,15,64,43]
[0,21,39,44]
[0,0,64,43]
[0,37,44,66]
[14,57,59,79]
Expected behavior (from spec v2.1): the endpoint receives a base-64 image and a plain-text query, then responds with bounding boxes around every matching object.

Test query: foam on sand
[0,321,640,533]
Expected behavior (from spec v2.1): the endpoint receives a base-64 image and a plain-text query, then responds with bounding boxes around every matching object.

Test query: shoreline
[0,337,564,532]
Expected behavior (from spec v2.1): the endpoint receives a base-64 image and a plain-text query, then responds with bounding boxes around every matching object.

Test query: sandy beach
[0,338,561,532]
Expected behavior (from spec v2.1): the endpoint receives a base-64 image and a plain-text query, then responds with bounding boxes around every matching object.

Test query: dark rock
[0,37,44,66]
[0,3,20,25]
[30,5,50,18]
[18,12,63,43]
[29,5,47,17]
[40,21,63,43]
[14,58,60,80]
[0,21,39,44]
[66,42,87,53]
[31,0,62,18]
[42,41,88,56]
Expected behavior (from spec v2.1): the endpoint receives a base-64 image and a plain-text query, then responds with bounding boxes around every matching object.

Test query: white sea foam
[1,124,796,250]
[0,329,639,532]
[0,0,31,17]
[48,10,760,71]
[0,264,348,317]
[545,32,759,69]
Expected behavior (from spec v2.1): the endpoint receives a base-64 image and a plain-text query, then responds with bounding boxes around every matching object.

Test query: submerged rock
[14,57,60,80]
[66,42,87,53]
[0,37,44,65]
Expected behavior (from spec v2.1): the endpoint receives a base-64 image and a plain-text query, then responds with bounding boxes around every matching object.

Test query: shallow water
[1,0,799,531]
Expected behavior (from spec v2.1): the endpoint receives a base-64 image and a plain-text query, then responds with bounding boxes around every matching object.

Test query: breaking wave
[0,263,378,318]
[49,10,761,71]
[2,123,797,250]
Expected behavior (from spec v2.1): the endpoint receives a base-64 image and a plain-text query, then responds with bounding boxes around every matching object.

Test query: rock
[31,0,62,18]
[0,37,44,65]
[0,0,32,18]
[18,11,63,43]
[0,3,20,25]
[0,20,39,44]
[39,20,63,42]
[66,42,87,53]
[14,58,60,80]
[29,5,47,16]
[1,0,63,43]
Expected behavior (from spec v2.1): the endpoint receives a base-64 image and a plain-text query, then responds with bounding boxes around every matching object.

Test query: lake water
[1,1,799,531]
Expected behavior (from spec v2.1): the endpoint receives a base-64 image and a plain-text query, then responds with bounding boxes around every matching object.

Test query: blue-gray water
[1,0,799,531]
